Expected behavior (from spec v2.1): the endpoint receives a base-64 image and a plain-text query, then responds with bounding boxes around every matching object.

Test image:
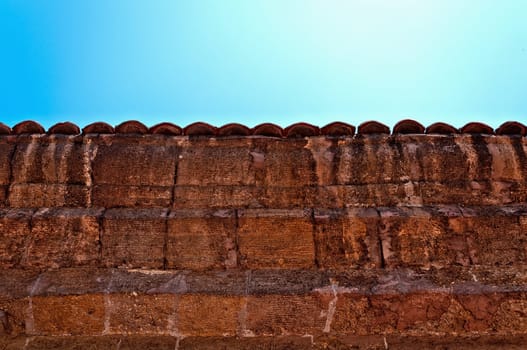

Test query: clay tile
[218,123,251,136]
[251,123,283,137]
[393,119,425,134]
[0,123,12,135]
[82,122,115,134]
[460,122,495,135]
[495,121,526,136]
[321,122,355,136]
[183,122,217,136]
[48,122,80,135]
[425,122,459,134]
[115,120,148,134]
[149,122,182,135]
[12,120,45,134]
[284,123,320,138]
[357,121,390,135]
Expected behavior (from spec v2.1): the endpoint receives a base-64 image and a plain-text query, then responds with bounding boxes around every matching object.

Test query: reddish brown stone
[245,295,326,335]
[26,208,101,269]
[0,209,32,268]
[32,295,105,336]
[166,210,237,270]
[313,208,381,269]
[108,294,175,334]
[102,209,167,268]
[177,295,242,336]
[238,209,315,269]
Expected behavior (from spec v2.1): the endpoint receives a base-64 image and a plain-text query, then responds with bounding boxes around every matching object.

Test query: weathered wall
[1,120,526,349]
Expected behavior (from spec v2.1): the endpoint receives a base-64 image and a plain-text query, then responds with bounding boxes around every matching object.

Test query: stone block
[238,209,315,269]
[166,210,237,270]
[25,208,102,268]
[102,209,167,268]
[177,294,242,336]
[0,209,33,268]
[31,295,105,336]
[313,208,381,269]
[92,142,178,187]
[108,294,175,334]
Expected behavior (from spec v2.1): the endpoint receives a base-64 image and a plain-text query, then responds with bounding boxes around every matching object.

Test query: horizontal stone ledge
[3,334,527,350]
[2,267,527,298]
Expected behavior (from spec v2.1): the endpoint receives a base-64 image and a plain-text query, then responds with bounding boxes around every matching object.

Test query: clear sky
[0,0,526,129]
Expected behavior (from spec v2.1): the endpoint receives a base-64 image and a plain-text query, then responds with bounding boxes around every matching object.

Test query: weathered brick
[92,185,172,208]
[450,207,527,266]
[173,185,261,209]
[25,208,102,269]
[92,142,177,187]
[238,209,315,269]
[31,295,105,336]
[102,209,167,268]
[11,136,88,185]
[177,294,242,336]
[167,210,237,270]
[245,295,326,335]
[108,294,175,334]
[0,209,32,268]
[0,141,15,186]
[313,208,381,269]
[379,206,466,268]
[8,184,90,207]
[0,297,28,337]
[176,138,255,186]
[179,336,314,350]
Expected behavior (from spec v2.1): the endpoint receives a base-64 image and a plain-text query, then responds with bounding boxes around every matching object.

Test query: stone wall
[1,120,526,349]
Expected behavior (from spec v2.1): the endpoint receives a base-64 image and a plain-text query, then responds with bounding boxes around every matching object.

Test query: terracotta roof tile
[12,121,45,134]
[358,121,390,135]
[1,120,526,137]
[183,122,217,136]
[115,120,148,134]
[217,123,251,136]
[461,122,495,135]
[48,122,80,135]
[426,122,459,134]
[320,122,355,136]
[496,121,526,136]
[284,122,320,138]
[252,123,283,137]
[0,122,12,135]
[149,122,182,135]
[82,122,115,134]
[393,119,425,134]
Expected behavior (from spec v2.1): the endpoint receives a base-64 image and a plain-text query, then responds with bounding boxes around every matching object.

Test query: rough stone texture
[238,209,315,269]
[167,210,237,270]
[0,133,526,347]
[102,208,168,268]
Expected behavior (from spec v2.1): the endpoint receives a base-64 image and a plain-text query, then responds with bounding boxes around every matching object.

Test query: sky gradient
[0,0,526,129]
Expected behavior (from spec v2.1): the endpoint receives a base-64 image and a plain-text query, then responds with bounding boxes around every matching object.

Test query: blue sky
[0,0,526,129]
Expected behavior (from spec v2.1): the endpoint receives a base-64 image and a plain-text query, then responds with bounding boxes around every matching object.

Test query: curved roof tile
[13,121,45,134]
[218,123,251,136]
[0,123,12,135]
[149,122,182,135]
[48,122,80,135]
[284,123,320,138]
[184,122,217,136]
[115,120,148,134]
[358,121,390,135]
[495,121,526,136]
[425,122,459,134]
[252,123,283,137]
[82,122,115,134]
[393,119,425,134]
[321,122,355,136]
[461,122,495,135]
